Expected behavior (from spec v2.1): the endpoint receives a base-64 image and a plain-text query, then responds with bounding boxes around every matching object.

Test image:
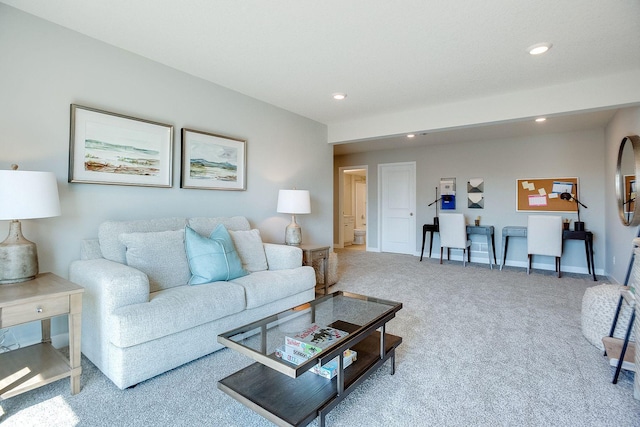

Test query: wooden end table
[300,245,331,295]
[0,273,84,399]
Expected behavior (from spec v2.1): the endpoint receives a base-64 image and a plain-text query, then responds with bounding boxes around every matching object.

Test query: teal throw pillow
[185,224,248,285]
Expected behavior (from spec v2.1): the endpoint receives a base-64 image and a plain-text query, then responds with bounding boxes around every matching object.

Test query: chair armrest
[69,258,150,312]
[263,243,303,270]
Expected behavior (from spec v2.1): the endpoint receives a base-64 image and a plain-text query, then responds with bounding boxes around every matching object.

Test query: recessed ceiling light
[527,42,552,55]
[407,134,415,138]
[535,117,547,122]
[332,93,347,100]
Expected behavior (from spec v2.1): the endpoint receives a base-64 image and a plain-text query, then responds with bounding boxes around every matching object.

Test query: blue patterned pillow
[185,224,248,285]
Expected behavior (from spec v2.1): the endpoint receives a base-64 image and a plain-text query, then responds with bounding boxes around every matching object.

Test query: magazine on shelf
[274,346,358,379]
[284,323,349,356]
[310,349,358,379]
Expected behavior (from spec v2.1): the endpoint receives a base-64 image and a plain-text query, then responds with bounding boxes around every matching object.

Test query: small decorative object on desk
[285,323,349,356]
[475,216,480,226]
[563,218,570,230]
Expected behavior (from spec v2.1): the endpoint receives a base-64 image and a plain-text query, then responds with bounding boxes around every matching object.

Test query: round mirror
[616,135,640,226]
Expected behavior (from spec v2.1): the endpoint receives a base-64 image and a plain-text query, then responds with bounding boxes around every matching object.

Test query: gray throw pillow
[229,229,269,272]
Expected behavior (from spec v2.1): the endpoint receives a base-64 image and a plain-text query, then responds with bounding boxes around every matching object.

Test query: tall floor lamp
[277,189,311,246]
[0,165,61,284]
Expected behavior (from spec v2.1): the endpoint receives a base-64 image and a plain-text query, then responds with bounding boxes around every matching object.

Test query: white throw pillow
[118,229,191,292]
[229,229,268,272]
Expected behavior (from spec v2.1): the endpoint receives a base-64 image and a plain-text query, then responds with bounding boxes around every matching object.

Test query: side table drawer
[0,295,69,328]
[307,251,328,262]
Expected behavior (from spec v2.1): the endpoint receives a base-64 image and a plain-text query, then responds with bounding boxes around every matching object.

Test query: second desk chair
[439,213,472,266]
[527,215,563,277]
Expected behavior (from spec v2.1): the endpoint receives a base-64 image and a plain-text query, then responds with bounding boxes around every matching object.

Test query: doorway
[339,167,368,249]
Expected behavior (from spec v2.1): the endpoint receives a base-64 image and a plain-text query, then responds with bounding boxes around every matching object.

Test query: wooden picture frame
[69,104,174,187]
[180,128,247,190]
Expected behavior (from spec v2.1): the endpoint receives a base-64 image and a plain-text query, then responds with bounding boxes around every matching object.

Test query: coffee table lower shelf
[218,329,402,427]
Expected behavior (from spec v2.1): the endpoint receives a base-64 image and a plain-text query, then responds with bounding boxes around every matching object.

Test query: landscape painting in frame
[181,128,246,190]
[69,105,173,187]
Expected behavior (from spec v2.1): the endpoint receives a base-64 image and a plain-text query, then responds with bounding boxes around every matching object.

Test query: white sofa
[69,216,316,389]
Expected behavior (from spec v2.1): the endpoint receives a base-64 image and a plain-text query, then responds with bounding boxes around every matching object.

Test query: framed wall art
[181,128,247,190]
[69,104,174,187]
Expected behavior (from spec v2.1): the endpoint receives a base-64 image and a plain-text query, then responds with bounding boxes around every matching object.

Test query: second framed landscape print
[181,128,247,190]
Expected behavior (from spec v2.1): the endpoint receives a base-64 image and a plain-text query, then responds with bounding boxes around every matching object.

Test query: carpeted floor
[1,249,639,426]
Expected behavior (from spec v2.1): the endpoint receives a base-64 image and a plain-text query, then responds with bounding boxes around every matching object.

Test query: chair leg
[467,248,471,263]
[440,247,444,264]
[527,254,531,274]
[463,249,466,267]
[557,257,561,278]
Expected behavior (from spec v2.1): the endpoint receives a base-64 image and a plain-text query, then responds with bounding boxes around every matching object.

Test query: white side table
[0,273,84,399]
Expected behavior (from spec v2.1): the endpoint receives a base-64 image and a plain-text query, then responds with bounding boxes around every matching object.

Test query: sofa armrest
[263,243,303,270]
[69,258,150,312]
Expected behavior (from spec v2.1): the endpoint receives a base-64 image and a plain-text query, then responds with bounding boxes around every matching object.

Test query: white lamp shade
[277,189,311,214]
[0,170,61,220]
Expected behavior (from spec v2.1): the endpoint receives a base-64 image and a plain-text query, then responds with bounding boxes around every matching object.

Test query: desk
[466,225,497,269]
[420,223,496,269]
[419,223,439,261]
[563,229,596,281]
[499,226,596,281]
[300,244,331,295]
[500,226,527,271]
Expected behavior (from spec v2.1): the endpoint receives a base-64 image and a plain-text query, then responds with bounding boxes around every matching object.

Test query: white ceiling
[4,0,640,152]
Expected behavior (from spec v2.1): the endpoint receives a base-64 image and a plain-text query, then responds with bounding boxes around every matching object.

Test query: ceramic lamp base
[0,220,39,284]
[284,215,302,246]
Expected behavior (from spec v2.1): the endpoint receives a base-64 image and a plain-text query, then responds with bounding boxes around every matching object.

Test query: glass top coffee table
[218,291,403,427]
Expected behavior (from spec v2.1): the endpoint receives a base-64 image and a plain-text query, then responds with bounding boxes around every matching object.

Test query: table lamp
[0,165,61,284]
[560,191,588,231]
[277,189,310,246]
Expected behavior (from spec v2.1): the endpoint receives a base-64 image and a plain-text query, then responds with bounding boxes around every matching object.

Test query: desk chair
[439,213,471,266]
[527,215,563,277]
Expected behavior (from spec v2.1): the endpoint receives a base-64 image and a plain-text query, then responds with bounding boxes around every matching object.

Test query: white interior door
[379,162,416,254]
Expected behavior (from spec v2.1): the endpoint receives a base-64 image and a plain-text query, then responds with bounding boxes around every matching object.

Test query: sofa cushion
[229,229,268,272]
[109,281,247,348]
[231,266,316,309]
[187,216,250,236]
[100,217,187,264]
[118,229,190,293]
[185,225,248,285]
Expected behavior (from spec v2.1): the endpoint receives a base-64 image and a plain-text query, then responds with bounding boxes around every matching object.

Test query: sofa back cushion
[98,216,251,264]
[187,216,250,236]
[118,229,191,292]
[99,217,188,263]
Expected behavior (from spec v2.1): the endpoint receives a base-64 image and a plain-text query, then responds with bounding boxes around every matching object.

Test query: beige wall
[605,107,640,281]
[0,5,332,344]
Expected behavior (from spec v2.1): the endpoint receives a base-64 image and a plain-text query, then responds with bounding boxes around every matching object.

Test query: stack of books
[275,323,357,379]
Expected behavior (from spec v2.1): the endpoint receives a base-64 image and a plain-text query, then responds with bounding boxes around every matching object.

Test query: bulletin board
[516,177,579,212]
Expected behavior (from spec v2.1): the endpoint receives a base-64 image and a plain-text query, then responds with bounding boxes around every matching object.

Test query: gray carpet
[2,250,639,426]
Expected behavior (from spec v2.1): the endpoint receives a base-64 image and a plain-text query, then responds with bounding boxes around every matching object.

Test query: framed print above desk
[516,177,579,212]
